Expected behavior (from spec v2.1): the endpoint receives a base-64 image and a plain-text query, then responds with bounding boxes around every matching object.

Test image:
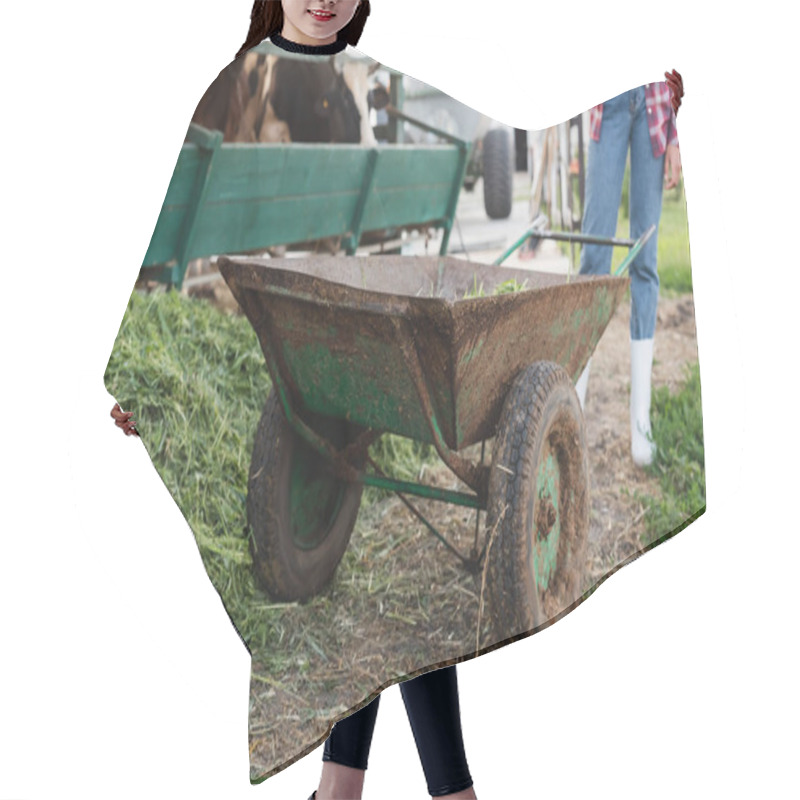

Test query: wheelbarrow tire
[247,389,365,602]
[485,361,589,643]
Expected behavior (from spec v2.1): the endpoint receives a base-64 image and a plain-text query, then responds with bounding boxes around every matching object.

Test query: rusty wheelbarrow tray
[219,242,639,639]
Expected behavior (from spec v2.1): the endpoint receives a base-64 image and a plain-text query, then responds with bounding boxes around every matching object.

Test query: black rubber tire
[514,127,529,172]
[482,127,514,220]
[247,389,365,601]
[485,361,589,642]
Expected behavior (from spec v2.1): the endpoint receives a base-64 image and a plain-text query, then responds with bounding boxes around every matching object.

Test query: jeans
[579,85,666,341]
[322,665,473,797]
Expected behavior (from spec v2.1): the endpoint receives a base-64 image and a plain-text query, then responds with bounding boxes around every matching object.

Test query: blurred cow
[186,52,382,284]
[191,51,379,145]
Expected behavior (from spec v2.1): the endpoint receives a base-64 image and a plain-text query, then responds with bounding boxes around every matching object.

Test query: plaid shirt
[589,81,679,158]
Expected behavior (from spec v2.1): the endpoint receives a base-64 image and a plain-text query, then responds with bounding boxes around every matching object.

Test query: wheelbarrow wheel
[485,361,589,643]
[247,389,365,602]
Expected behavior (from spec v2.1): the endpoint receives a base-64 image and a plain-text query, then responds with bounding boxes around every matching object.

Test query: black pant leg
[322,694,381,771]
[400,665,473,797]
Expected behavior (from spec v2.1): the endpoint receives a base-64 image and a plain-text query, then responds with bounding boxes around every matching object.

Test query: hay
[105,290,487,779]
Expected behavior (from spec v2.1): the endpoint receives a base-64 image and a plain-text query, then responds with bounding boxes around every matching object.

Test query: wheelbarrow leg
[389,316,489,505]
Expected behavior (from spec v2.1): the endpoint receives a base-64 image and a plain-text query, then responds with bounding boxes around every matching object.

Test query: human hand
[665,69,683,115]
[111,402,139,436]
[664,143,681,190]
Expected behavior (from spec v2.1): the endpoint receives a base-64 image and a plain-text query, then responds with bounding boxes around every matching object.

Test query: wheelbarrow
[218,223,654,639]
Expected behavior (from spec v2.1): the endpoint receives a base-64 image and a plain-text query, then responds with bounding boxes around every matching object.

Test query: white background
[1,1,797,798]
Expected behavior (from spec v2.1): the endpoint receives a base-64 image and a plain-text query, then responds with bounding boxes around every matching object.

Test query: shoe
[630,338,655,467]
[575,358,591,411]
[307,794,316,800]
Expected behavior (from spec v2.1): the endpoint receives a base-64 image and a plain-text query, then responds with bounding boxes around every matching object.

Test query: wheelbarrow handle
[612,224,656,276]
[493,222,657,271]
[492,216,547,266]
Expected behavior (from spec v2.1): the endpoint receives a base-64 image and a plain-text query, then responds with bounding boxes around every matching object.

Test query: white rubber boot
[575,358,591,411]
[630,338,656,467]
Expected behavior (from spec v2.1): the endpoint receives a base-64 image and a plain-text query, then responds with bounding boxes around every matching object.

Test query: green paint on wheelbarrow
[458,335,485,367]
[286,334,434,444]
[533,450,561,592]
[361,472,482,509]
[547,283,619,382]
[289,437,346,550]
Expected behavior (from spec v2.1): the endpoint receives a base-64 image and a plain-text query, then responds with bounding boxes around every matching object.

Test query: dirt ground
[188,277,699,780]
[580,292,699,583]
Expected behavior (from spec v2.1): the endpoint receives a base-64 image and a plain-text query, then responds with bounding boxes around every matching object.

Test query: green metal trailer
[139,110,470,289]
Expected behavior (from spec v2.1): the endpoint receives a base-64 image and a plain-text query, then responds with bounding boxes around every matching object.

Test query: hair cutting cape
[104,35,702,782]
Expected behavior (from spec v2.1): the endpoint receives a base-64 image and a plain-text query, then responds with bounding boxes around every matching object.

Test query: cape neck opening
[269,31,348,55]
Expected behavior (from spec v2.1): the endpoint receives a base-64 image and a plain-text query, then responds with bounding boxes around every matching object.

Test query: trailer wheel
[247,389,365,601]
[485,361,589,643]
[482,127,514,220]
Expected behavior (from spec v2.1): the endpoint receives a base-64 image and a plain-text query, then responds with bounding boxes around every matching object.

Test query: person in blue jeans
[575,72,683,467]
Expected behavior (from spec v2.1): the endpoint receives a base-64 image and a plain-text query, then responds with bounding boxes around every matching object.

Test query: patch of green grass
[462,274,529,299]
[637,362,705,546]
[104,290,439,648]
[654,183,693,293]
[463,273,486,298]
[492,276,529,294]
[105,290,273,644]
